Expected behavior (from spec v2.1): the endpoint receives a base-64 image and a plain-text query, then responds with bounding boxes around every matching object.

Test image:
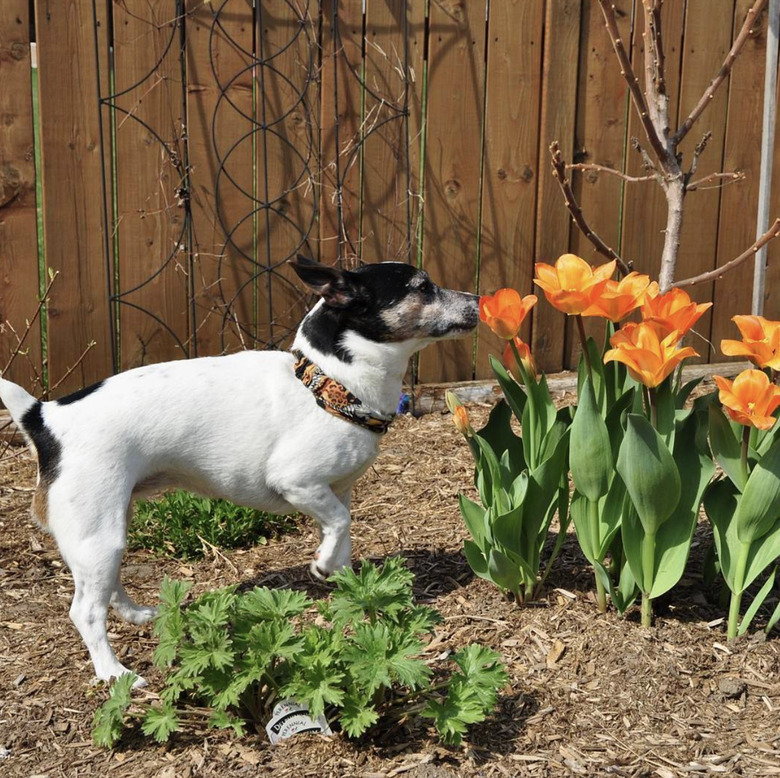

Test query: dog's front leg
[280,484,352,579]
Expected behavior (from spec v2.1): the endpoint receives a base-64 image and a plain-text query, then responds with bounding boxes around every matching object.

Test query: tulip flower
[641,285,712,339]
[534,254,616,316]
[479,288,537,340]
[603,322,698,388]
[502,337,537,383]
[720,315,780,371]
[445,391,473,437]
[581,272,652,323]
[713,369,780,431]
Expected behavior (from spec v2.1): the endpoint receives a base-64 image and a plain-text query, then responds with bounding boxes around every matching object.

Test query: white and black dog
[0,258,478,684]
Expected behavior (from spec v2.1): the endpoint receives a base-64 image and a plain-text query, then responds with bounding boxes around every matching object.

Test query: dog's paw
[309,559,331,582]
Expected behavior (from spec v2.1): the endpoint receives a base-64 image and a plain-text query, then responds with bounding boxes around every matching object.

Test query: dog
[0,257,478,684]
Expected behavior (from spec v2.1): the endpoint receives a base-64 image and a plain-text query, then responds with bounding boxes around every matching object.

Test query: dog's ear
[289,256,358,308]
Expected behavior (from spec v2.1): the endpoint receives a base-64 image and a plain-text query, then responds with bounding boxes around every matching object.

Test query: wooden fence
[0,0,779,396]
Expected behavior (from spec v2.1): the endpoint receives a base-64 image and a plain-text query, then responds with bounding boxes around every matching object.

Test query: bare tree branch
[598,0,669,164]
[565,162,655,183]
[688,132,712,179]
[686,171,745,192]
[549,142,631,276]
[674,0,769,146]
[671,218,780,289]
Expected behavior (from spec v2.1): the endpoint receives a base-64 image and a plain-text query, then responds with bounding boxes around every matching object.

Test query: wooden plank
[475,0,545,379]
[419,0,488,383]
[255,0,318,350]
[319,0,363,267]
[619,0,686,281]
[33,0,113,394]
[564,0,632,368]
[764,26,780,321]
[0,1,41,391]
[113,0,189,369]
[186,0,255,356]
[531,0,583,374]
[673,0,734,362]
[711,0,770,355]
[361,1,425,264]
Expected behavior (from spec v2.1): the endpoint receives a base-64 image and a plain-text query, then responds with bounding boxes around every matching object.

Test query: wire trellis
[92,0,417,369]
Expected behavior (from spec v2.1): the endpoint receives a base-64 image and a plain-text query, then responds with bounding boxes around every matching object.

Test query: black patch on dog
[56,380,105,406]
[21,402,62,484]
[300,263,428,361]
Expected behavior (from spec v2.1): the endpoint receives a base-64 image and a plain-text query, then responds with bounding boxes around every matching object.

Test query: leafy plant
[129,490,297,560]
[92,557,507,748]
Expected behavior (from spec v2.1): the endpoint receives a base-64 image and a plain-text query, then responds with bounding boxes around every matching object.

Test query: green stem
[741,425,750,485]
[640,531,656,627]
[588,498,607,613]
[727,541,751,640]
[648,386,658,430]
[511,337,538,467]
[575,315,592,380]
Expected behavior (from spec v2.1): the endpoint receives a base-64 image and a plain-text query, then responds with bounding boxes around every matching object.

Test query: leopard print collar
[291,349,395,434]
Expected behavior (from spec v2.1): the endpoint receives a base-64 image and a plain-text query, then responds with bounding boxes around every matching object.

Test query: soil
[1,391,779,777]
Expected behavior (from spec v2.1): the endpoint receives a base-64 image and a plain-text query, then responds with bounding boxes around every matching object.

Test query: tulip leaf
[738,567,776,637]
[489,355,527,422]
[617,414,681,536]
[492,505,525,557]
[463,540,490,579]
[605,388,635,462]
[743,516,780,591]
[593,558,639,617]
[523,430,570,545]
[756,414,780,456]
[674,375,704,409]
[596,476,627,560]
[735,436,780,545]
[477,398,526,475]
[653,380,676,446]
[708,404,745,491]
[570,492,596,563]
[620,505,647,593]
[570,378,612,502]
[458,494,489,548]
[767,593,780,635]
[487,548,522,596]
[703,477,741,591]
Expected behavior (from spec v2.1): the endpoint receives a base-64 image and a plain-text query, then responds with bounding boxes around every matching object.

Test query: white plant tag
[265,698,332,744]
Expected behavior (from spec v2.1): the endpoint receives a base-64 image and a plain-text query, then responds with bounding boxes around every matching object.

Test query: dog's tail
[0,375,39,429]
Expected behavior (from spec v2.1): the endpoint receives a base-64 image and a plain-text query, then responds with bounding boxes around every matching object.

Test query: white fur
[0,275,477,685]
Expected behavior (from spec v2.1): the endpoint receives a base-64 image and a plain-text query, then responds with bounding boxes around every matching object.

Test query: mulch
[1,386,779,777]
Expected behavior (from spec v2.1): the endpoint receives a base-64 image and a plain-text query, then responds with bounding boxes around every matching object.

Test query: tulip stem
[649,387,658,430]
[588,498,608,613]
[741,425,750,485]
[511,338,538,466]
[640,531,656,627]
[727,541,751,640]
[575,315,592,379]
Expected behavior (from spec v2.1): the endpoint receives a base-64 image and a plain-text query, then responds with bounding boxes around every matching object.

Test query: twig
[686,171,745,192]
[549,142,631,276]
[47,341,97,397]
[688,132,712,179]
[647,0,666,95]
[631,137,664,184]
[674,0,769,146]
[672,218,780,288]
[565,162,655,183]
[598,0,669,164]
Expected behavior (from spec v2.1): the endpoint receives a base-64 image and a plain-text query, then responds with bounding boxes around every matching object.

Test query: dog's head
[290,257,479,360]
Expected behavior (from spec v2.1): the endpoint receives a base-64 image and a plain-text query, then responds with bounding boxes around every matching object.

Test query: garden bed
[1,387,779,777]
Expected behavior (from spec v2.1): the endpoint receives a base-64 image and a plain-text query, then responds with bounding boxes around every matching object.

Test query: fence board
[361,1,424,264]
[320,0,363,267]
[764,56,780,320]
[565,0,632,367]
[619,0,685,280]
[475,0,544,379]
[419,0,487,383]
[254,1,317,350]
[673,0,734,362]
[0,2,41,391]
[186,0,255,356]
[34,0,113,395]
[711,0,769,353]
[113,0,189,369]
[531,0,582,374]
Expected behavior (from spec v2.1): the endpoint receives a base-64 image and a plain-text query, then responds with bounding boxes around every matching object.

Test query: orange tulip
[720,315,780,371]
[603,322,698,388]
[502,337,537,383]
[641,285,712,339]
[713,369,780,430]
[582,271,652,322]
[534,254,616,316]
[445,390,473,436]
[479,288,537,340]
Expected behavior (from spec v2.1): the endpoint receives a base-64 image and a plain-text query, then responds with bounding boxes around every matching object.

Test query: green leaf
[570,377,612,502]
[709,404,746,490]
[238,587,311,621]
[476,398,526,474]
[463,539,490,578]
[91,673,138,748]
[593,559,639,617]
[617,414,681,535]
[421,678,490,746]
[675,375,704,409]
[209,709,247,736]
[487,548,522,596]
[492,505,525,558]
[489,354,527,421]
[704,478,741,591]
[766,593,780,635]
[340,692,380,738]
[141,704,180,743]
[735,437,780,544]
[280,661,346,719]
[453,644,508,707]
[738,568,777,636]
[458,494,488,547]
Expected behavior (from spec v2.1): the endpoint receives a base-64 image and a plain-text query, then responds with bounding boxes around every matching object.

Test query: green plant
[129,490,297,560]
[92,557,507,747]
